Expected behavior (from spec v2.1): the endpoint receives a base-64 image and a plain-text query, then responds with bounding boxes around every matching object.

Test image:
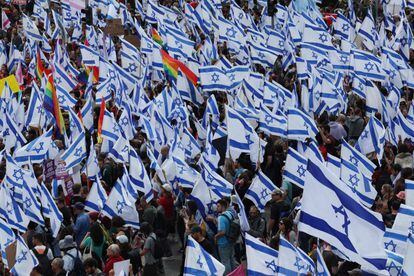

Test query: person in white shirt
[59,235,82,273]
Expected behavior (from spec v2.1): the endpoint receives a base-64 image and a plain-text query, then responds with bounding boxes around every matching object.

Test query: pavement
[162,235,183,275]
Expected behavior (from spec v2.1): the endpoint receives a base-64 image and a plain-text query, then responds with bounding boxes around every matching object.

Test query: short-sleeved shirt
[217,211,232,246]
[143,233,157,265]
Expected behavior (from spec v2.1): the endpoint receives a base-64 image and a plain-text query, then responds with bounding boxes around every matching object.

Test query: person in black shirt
[190,226,214,255]
[268,189,290,236]
[57,198,72,227]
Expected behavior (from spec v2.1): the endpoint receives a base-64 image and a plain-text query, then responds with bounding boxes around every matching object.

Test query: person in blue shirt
[214,199,236,274]
[73,202,90,246]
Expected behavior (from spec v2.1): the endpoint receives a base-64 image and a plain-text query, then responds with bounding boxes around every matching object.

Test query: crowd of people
[0,0,414,275]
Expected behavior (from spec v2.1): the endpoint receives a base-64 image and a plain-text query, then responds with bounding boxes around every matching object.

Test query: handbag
[82,239,93,261]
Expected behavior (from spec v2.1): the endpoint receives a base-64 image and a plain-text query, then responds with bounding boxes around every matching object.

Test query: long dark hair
[90,222,104,245]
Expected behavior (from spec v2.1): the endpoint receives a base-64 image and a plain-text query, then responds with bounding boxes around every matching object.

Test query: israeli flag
[357,9,378,51]
[61,131,87,171]
[184,236,225,276]
[384,250,404,276]
[235,190,250,232]
[355,116,386,160]
[108,136,130,163]
[173,157,200,189]
[383,228,408,256]
[245,170,278,212]
[181,127,201,160]
[202,165,233,199]
[102,179,140,229]
[199,66,231,92]
[190,173,217,217]
[283,147,307,189]
[299,159,387,272]
[3,112,27,151]
[340,159,377,207]
[402,234,414,275]
[14,127,53,164]
[245,233,278,275]
[101,110,122,142]
[5,153,32,202]
[85,178,108,213]
[53,62,78,109]
[287,107,319,142]
[81,92,94,133]
[405,180,414,208]
[352,49,386,82]
[333,13,355,41]
[259,104,287,137]
[326,154,341,176]
[278,236,316,275]
[392,204,414,237]
[39,183,63,238]
[340,140,375,178]
[302,23,334,51]
[21,180,44,226]
[0,186,29,233]
[129,148,154,202]
[11,236,39,275]
[79,44,99,66]
[0,217,15,268]
[25,82,46,129]
[22,15,42,41]
[316,247,330,276]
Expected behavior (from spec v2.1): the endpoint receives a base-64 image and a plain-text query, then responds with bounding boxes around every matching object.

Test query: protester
[51,258,67,276]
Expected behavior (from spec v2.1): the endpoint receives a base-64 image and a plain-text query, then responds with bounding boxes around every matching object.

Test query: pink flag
[227,264,245,276]
[2,10,10,30]
[15,61,24,85]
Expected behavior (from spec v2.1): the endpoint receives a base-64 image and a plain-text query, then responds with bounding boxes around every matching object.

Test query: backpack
[32,247,53,276]
[149,235,164,259]
[222,213,241,243]
[67,250,86,276]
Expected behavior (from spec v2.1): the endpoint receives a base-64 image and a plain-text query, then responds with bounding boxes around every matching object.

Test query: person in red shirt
[103,244,124,274]
[157,184,175,236]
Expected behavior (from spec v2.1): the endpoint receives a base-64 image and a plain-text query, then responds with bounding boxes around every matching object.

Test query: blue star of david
[245,134,254,147]
[206,172,214,183]
[154,99,163,108]
[312,51,318,59]
[187,143,193,152]
[151,11,155,18]
[58,95,65,104]
[175,41,183,49]
[120,117,129,126]
[260,188,270,201]
[348,174,359,191]
[173,98,181,106]
[121,145,129,153]
[226,27,236,38]
[13,169,24,182]
[384,240,397,252]
[340,55,348,64]
[319,33,328,43]
[364,62,374,72]
[206,201,215,214]
[6,202,13,215]
[36,8,42,15]
[178,142,185,151]
[197,255,203,268]
[32,142,44,154]
[3,128,10,136]
[400,37,407,46]
[297,165,306,177]
[128,63,137,72]
[26,23,33,30]
[265,115,274,124]
[258,52,266,59]
[320,59,328,67]
[332,204,351,235]
[361,130,369,140]
[177,165,185,174]
[24,197,32,209]
[36,105,44,114]
[386,261,402,275]
[116,200,126,214]
[229,73,236,81]
[265,259,278,273]
[294,257,305,271]
[113,124,120,133]
[315,92,321,101]
[74,147,83,157]
[389,70,396,79]
[16,251,27,263]
[349,156,359,166]
[109,71,116,78]
[342,24,350,32]
[409,222,414,235]
[211,73,220,83]
[54,76,62,85]
[65,11,71,18]
[278,40,285,48]
[358,82,364,91]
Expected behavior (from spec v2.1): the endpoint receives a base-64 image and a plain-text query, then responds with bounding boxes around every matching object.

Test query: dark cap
[73,202,85,210]
[191,225,202,234]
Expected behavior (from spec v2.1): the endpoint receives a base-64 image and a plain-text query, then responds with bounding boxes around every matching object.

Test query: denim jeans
[218,243,236,274]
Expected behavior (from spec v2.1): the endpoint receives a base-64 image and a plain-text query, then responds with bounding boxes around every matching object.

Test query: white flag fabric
[245,233,279,275]
[299,158,387,272]
[316,247,331,276]
[84,178,108,213]
[184,236,225,276]
[402,234,414,275]
[11,236,39,275]
[245,170,278,212]
[383,228,408,256]
[405,180,414,208]
[278,236,316,275]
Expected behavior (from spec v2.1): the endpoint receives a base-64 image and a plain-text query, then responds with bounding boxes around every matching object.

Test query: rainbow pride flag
[160,49,198,86]
[44,74,66,134]
[151,28,163,46]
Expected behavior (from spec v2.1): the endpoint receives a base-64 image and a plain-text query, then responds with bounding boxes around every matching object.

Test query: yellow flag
[0,75,21,96]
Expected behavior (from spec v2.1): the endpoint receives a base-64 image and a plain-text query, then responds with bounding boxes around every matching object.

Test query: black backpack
[149,235,164,259]
[66,250,86,276]
[32,247,53,276]
[222,213,241,243]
